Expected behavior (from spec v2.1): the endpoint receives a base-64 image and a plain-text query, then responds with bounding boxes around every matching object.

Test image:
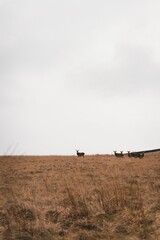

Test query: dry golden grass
[0,152,160,240]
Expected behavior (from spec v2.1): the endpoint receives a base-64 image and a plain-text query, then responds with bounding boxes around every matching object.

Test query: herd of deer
[114,150,144,158]
[76,150,145,158]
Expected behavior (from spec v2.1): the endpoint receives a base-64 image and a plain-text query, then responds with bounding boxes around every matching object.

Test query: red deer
[76,150,85,157]
[131,152,144,158]
[128,151,144,158]
[127,151,132,157]
[114,151,124,157]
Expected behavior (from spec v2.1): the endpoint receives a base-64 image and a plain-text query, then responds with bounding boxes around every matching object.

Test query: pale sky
[0,0,160,155]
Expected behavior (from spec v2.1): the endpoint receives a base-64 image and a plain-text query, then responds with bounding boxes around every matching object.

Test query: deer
[140,152,144,158]
[114,151,124,157]
[132,152,144,158]
[76,150,85,157]
[128,151,144,158]
[127,151,132,157]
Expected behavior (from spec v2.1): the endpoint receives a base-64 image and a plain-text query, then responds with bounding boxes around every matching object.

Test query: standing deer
[128,151,144,158]
[132,152,144,158]
[127,151,132,157]
[76,150,85,157]
[114,151,124,157]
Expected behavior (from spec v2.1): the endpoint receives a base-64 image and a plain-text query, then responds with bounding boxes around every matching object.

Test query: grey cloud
[1,0,160,81]
[67,45,160,97]
[0,0,160,155]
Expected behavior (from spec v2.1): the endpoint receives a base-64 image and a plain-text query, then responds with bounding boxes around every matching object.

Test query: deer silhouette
[76,150,85,157]
[114,151,124,157]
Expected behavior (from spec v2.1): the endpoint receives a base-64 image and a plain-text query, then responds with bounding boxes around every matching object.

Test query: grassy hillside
[0,153,160,240]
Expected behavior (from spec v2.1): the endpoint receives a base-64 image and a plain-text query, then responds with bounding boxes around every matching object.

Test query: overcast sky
[0,0,160,155]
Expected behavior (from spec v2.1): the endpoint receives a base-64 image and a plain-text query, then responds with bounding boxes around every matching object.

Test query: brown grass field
[0,152,160,240]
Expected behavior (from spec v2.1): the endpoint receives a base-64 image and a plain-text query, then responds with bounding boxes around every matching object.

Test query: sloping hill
[0,152,160,240]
